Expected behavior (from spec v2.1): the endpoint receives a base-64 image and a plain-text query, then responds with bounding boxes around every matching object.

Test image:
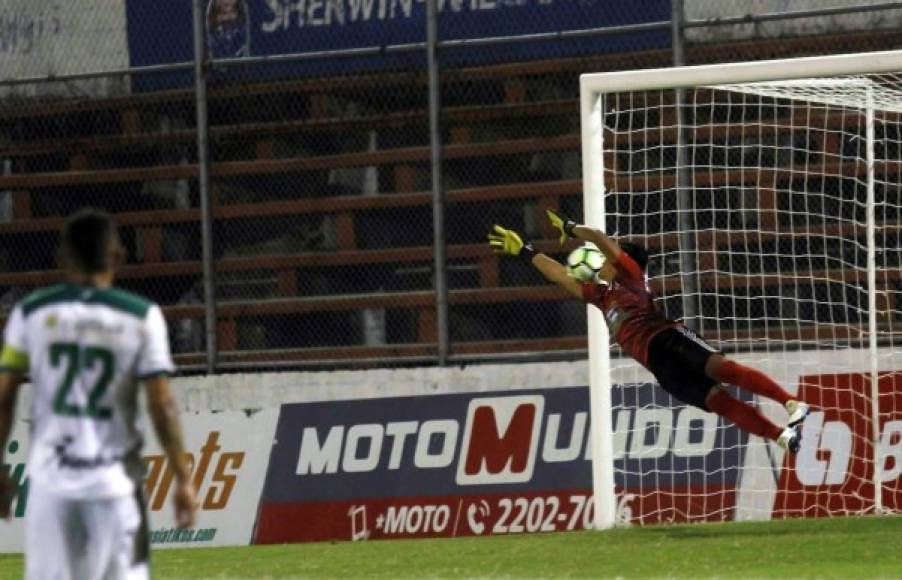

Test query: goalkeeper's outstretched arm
[487,225,583,299]
[546,209,621,262]
[533,253,583,299]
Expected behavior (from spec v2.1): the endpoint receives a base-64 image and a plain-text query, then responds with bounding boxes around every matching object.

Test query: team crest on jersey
[44,314,58,328]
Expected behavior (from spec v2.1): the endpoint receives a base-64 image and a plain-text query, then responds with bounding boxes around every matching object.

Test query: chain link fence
[683,0,902,66]
[205,56,434,366]
[0,0,899,371]
[437,1,670,354]
[0,61,204,360]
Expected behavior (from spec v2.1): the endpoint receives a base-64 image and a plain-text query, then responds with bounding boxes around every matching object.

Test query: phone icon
[466,500,490,535]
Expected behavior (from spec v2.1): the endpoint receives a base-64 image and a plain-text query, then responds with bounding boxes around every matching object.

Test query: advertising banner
[254,384,749,543]
[125,0,670,88]
[773,371,902,518]
[142,409,278,548]
[0,408,278,553]
[0,419,30,553]
[4,350,899,551]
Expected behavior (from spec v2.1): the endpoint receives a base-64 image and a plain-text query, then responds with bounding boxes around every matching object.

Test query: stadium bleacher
[0,28,900,368]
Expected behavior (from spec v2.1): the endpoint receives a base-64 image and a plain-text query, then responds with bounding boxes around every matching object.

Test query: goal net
[580,52,902,527]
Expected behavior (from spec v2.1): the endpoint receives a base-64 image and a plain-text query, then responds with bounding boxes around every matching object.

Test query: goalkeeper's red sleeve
[715,360,793,406]
[707,389,782,441]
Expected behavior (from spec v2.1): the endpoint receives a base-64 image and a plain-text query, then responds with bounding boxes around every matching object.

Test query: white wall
[0,0,130,98]
[684,0,902,43]
[173,347,901,412]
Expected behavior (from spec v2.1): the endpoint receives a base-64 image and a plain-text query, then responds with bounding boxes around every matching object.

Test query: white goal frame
[580,49,902,529]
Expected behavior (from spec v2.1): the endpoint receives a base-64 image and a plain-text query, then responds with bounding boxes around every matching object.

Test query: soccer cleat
[785,400,811,428]
[777,425,802,453]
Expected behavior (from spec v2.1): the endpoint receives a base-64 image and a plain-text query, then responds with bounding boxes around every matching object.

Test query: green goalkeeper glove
[546,208,577,245]
[488,225,536,262]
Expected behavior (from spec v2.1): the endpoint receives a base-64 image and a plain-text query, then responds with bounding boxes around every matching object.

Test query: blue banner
[126,0,669,87]
[261,385,748,502]
[254,384,750,541]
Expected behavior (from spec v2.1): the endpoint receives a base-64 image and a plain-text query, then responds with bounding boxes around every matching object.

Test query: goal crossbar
[580,49,902,94]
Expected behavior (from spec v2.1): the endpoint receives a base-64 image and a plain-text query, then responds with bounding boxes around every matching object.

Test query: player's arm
[0,370,23,519]
[546,209,622,262]
[0,347,26,457]
[0,305,27,518]
[140,304,196,528]
[487,225,583,299]
[0,371,24,458]
[532,254,583,299]
[144,376,189,482]
[144,375,196,528]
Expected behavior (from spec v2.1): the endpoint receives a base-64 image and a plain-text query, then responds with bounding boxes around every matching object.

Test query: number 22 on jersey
[50,341,115,420]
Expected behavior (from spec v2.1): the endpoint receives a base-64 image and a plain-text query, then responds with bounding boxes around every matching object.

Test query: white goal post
[581,50,902,529]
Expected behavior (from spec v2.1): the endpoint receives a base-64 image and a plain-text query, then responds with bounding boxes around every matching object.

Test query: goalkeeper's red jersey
[581,252,678,368]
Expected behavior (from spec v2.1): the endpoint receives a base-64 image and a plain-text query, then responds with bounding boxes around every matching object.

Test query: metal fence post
[672,0,699,332]
[427,0,449,365]
[193,0,218,373]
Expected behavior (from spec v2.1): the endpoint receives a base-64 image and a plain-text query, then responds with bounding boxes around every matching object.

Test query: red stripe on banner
[254,485,737,544]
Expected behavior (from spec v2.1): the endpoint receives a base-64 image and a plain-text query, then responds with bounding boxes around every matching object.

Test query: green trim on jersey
[0,344,29,373]
[87,287,151,319]
[21,284,152,319]
[136,369,173,381]
[21,284,81,316]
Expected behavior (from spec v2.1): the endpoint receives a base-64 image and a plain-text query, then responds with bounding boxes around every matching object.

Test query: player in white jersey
[0,209,197,579]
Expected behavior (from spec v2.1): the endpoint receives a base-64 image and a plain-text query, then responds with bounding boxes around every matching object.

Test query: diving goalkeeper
[488,210,811,452]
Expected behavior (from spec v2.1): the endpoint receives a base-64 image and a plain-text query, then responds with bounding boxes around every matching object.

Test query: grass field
[1,516,900,578]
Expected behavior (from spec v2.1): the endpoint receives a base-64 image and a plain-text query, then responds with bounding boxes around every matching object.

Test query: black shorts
[647,326,720,411]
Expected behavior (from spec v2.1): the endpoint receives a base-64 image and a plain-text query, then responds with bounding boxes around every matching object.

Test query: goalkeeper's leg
[649,329,805,451]
[705,387,781,440]
[705,355,791,404]
[706,387,801,452]
[659,327,794,406]
[705,354,810,426]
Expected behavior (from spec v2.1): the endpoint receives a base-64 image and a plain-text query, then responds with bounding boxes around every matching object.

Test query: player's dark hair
[62,208,120,273]
[620,242,649,271]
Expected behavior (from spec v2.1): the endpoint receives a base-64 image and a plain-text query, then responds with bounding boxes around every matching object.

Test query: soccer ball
[566,243,605,282]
